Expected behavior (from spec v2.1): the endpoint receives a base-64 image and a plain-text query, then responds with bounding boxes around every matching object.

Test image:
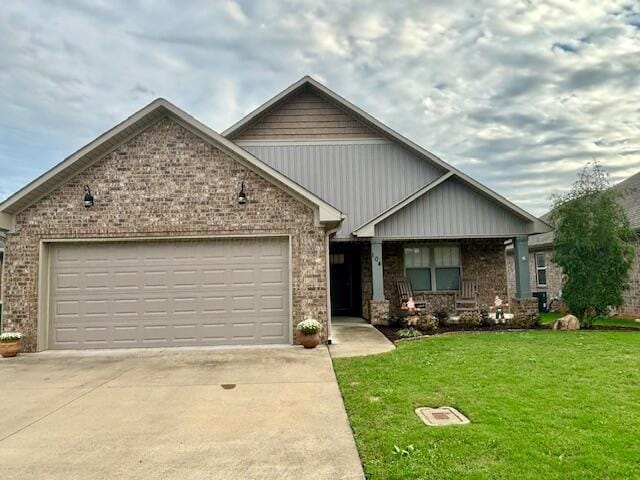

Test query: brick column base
[509,297,539,328]
[369,299,390,326]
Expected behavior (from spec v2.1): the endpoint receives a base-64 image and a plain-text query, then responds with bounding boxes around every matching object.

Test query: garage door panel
[54,272,81,291]
[84,326,109,344]
[85,300,109,317]
[48,238,290,349]
[261,321,287,339]
[260,240,288,258]
[230,268,256,287]
[260,295,286,312]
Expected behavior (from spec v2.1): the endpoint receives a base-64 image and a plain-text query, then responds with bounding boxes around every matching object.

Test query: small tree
[550,162,635,327]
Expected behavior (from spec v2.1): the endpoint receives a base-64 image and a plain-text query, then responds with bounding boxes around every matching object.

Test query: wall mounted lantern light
[238,181,247,205]
[83,185,94,208]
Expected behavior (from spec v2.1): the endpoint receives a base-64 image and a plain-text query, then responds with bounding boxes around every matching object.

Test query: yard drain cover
[415,406,469,426]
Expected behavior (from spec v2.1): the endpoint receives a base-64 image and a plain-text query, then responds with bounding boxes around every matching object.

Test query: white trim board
[235,138,392,147]
[36,234,294,351]
[353,173,455,237]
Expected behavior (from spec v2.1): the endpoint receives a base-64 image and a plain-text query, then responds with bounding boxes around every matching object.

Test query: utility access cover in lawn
[416,406,470,426]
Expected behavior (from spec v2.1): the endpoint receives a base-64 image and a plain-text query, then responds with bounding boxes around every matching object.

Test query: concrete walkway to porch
[329,317,395,358]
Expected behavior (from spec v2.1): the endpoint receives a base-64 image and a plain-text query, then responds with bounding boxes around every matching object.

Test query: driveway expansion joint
[0,367,133,444]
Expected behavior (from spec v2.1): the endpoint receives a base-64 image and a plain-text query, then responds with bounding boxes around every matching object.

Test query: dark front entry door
[330,247,361,316]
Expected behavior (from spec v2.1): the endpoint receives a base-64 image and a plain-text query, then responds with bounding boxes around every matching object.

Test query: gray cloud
[0,0,639,215]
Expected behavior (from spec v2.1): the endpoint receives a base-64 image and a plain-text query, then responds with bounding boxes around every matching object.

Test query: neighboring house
[0,76,549,352]
[506,171,640,315]
[0,231,4,319]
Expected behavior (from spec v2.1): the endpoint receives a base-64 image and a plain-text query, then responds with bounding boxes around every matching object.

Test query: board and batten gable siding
[243,143,446,237]
[376,177,530,238]
[231,91,383,141]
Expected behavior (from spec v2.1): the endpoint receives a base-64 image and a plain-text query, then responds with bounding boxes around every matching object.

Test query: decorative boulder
[551,314,580,330]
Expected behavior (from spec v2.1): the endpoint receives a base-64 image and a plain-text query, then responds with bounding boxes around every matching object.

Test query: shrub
[458,310,483,326]
[416,314,438,332]
[432,308,450,323]
[397,327,423,338]
[478,305,491,326]
[296,318,322,334]
[549,298,569,314]
[0,332,23,343]
[550,162,635,326]
[507,313,539,329]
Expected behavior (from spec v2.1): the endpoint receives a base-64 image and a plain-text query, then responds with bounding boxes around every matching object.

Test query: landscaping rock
[552,314,580,330]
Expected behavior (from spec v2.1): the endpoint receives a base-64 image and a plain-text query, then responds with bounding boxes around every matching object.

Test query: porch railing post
[371,238,384,300]
[514,235,531,298]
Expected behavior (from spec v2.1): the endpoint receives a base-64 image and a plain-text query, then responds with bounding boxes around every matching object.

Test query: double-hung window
[404,247,432,291]
[535,252,547,286]
[404,245,461,291]
[434,246,461,291]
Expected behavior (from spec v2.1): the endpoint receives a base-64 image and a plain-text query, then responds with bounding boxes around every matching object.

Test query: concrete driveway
[0,346,364,480]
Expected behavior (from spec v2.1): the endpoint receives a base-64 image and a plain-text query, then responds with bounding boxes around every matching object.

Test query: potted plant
[296,318,322,349]
[0,332,23,358]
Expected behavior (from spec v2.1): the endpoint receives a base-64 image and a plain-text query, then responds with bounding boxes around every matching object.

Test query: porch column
[371,238,384,299]
[369,238,389,325]
[514,235,531,298]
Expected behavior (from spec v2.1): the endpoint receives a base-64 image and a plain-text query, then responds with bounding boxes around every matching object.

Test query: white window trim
[535,252,547,287]
[403,244,462,293]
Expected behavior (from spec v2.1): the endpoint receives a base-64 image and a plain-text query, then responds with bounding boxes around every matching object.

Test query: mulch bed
[375,324,526,341]
[375,323,639,342]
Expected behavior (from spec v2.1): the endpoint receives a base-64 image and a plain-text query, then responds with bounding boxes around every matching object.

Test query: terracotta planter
[297,332,321,349]
[0,341,22,358]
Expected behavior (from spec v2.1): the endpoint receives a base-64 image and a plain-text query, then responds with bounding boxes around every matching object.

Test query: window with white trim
[404,245,461,292]
[535,252,547,286]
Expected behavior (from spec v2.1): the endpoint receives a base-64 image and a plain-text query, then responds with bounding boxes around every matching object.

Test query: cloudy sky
[1,1,639,215]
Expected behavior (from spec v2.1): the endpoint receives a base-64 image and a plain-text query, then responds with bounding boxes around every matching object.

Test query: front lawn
[540,312,640,329]
[334,332,640,479]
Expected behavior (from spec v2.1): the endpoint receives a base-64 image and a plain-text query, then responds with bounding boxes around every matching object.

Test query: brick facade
[368,299,390,325]
[509,297,539,327]
[2,118,329,351]
[361,239,509,320]
[360,242,372,320]
[505,249,563,305]
[620,241,640,316]
[507,241,640,316]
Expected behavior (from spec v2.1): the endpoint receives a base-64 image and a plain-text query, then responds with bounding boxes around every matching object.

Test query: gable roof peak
[0,97,342,227]
[224,77,549,234]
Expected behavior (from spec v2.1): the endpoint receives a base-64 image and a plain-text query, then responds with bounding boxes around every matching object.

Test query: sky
[1,1,639,216]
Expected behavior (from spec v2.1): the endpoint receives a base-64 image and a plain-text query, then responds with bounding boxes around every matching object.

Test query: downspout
[325,222,342,345]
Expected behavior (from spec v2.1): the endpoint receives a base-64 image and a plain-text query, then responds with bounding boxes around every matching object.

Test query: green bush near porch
[334,332,640,479]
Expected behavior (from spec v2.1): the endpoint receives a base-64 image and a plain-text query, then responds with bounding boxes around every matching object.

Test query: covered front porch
[330,237,533,325]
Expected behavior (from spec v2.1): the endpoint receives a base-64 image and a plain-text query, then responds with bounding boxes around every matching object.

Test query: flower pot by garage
[0,341,22,358]
[297,332,321,349]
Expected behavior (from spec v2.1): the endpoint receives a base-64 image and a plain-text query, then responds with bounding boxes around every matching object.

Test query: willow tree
[550,163,635,327]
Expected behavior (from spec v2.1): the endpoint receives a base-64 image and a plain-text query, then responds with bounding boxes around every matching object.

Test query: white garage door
[48,238,290,349]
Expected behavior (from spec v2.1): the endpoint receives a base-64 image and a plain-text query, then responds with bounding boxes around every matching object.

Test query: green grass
[334,332,640,479]
[540,312,640,329]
